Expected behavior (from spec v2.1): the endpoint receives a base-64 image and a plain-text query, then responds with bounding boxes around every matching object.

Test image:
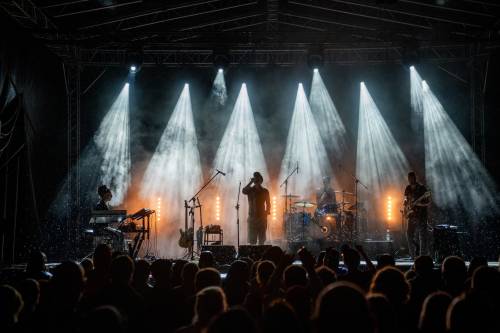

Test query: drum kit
[283,191,360,243]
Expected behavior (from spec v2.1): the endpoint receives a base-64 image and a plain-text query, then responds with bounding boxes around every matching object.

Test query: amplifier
[201,245,236,265]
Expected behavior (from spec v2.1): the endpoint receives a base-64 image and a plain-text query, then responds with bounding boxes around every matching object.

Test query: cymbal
[281,194,300,198]
[294,201,316,208]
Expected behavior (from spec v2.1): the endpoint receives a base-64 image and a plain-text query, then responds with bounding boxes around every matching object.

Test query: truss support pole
[63,47,81,254]
[469,45,487,164]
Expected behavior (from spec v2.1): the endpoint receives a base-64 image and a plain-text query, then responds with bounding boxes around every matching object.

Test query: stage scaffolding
[1,0,497,241]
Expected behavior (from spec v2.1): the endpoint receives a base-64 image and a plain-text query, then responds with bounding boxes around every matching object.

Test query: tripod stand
[184,169,225,260]
[338,163,368,244]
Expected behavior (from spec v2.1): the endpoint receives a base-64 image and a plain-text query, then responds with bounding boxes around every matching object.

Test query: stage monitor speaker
[201,245,236,265]
[362,240,394,258]
[433,224,460,263]
[238,245,272,260]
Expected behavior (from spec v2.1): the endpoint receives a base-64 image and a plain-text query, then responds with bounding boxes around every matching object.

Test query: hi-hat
[294,201,316,208]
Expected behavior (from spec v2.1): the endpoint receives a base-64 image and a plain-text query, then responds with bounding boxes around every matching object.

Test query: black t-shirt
[242,186,270,219]
[94,200,109,210]
[404,183,429,220]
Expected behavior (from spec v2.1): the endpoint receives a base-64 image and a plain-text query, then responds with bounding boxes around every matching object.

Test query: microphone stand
[235,181,241,255]
[280,164,299,240]
[196,197,203,250]
[185,169,225,260]
[338,163,368,243]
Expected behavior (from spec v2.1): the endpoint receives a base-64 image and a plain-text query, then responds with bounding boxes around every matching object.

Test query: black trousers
[406,217,429,258]
[247,216,267,245]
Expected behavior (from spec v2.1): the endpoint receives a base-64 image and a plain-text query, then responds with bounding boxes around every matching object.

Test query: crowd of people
[1,244,499,333]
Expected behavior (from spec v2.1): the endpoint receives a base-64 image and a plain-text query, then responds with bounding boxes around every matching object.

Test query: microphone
[217,169,226,176]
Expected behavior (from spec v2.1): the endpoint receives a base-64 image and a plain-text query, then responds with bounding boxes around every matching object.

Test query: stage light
[212,68,227,106]
[140,83,203,256]
[157,197,161,223]
[313,68,318,73]
[309,67,347,157]
[130,65,137,73]
[387,196,393,221]
[213,83,269,242]
[215,196,221,221]
[279,83,331,198]
[357,82,409,205]
[272,196,277,221]
[412,68,499,218]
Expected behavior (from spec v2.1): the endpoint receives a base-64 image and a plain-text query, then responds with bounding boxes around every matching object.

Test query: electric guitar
[178,227,194,248]
[404,191,431,219]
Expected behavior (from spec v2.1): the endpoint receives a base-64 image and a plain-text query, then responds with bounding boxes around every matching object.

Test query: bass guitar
[404,191,431,219]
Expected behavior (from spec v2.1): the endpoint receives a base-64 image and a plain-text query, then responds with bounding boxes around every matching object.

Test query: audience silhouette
[1,244,499,333]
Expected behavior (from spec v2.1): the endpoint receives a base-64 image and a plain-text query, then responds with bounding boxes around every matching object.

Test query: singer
[242,171,271,245]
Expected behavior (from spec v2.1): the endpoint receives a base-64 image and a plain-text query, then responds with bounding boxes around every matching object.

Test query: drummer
[316,176,338,213]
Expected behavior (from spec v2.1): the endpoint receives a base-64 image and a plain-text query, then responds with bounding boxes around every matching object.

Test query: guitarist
[404,171,431,258]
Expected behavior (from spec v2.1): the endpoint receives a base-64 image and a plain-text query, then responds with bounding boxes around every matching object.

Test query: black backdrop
[1,10,499,262]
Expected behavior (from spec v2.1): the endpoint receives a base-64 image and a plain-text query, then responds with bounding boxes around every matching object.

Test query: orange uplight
[215,196,220,221]
[157,197,161,223]
[387,196,393,221]
[272,196,277,221]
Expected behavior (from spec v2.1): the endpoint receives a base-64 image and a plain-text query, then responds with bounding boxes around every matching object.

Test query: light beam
[50,82,131,220]
[94,83,131,206]
[418,75,499,218]
[410,66,424,132]
[357,82,409,219]
[213,83,269,243]
[280,83,331,199]
[212,69,227,106]
[309,69,347,156]
[140,83,203,256]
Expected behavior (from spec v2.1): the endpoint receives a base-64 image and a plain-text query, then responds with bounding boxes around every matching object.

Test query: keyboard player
[95,185,112,210]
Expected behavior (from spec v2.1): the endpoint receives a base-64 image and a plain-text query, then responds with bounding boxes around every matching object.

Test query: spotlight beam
[309,69,347,156]
[280,83,331,198]
[212,69,227,106]
[356,82,409,200]
[417,73,499,218]
[213,83,269,242]
[140,84,203,255]
[94,83,131,206]
[49,82,131,219]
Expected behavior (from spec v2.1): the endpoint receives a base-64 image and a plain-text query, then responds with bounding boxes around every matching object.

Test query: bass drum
[309,215,339,240]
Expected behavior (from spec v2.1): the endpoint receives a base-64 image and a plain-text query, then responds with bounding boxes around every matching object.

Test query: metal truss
[62,53,81,248]
[75,0,259,32]
[74,41,487,67]
[469,47,488,163]
[0,0,56,30]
